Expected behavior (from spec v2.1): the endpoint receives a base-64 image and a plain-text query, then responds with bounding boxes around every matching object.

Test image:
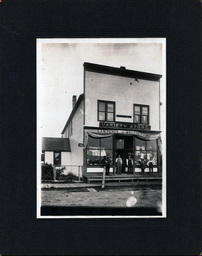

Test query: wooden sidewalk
[83,173,162,184]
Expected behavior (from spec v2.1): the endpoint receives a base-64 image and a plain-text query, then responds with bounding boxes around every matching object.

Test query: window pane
[146,151,157,165]
[105,150,113,162]
[146,151,155,161]
[100,149,107,157]
[87,136,100,149]
[142,107,148,115]
[87,150,101,165]
[105,150,112,158]
[134,151,141,165]
[107,112,114,121]
[100,150,113,165]
[107,103,114,112]
[134,115,140,123]
[134,150,146,164]
[152,152,157,165]
[142,115,148,124]
[99,102,105,111]
[134,106,140,114]
[135,151,146,165]
[116,139,124,149]
[139,151,146,159]
[135,138,146,148]
[146,140,157,150]
[101,137,112,149]
[54,152,61,165]
[99,112,105,121]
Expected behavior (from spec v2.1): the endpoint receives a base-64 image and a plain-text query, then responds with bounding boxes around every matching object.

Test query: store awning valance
[83,130,161,148]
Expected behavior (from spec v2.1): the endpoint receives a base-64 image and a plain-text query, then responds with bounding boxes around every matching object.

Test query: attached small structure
[42,137,71,170]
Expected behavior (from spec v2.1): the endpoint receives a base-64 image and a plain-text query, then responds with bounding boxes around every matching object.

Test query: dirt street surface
[41,187,162,209]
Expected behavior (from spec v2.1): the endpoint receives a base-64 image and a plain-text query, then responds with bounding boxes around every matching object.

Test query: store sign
[99,121,150,130]
[97,129,148,136]
[87,129,160,140]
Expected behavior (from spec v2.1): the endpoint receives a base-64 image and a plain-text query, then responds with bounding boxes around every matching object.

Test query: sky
[37,38,165,138]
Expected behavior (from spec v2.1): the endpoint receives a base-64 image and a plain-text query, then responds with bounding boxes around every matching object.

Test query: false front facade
[62,62,162,176]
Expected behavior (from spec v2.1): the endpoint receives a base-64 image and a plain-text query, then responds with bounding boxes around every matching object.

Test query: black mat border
[0,0,201,255]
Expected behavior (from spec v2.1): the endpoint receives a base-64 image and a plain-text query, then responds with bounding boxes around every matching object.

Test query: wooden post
[78,166,81,182]
[53,165,56,181]
[102,166,106,188]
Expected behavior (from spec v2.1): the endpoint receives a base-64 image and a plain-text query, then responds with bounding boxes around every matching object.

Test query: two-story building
[61,62,162,178]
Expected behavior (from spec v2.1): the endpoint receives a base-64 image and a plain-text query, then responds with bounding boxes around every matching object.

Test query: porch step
[86,176,162,184]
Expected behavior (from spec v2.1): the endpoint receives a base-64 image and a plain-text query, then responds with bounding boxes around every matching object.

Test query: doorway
[115,135,133,173]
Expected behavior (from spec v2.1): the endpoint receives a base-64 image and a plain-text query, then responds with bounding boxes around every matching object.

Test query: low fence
[55,165,83,181]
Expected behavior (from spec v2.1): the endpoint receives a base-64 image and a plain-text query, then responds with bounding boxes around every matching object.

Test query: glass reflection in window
[87,136,113,166]
[134,138,157,166]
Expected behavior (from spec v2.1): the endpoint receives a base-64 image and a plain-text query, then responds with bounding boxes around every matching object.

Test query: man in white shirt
[115,155,122,174]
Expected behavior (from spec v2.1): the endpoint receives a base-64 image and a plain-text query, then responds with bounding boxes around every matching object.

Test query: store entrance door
[115,135,133,174]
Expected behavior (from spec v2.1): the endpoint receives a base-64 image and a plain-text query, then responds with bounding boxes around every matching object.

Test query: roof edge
[61,93,84,134]
[42,137,71,152]
[83,62,162,81]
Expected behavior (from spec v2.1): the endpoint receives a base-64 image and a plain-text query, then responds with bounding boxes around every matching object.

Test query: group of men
[115,155,134,175]
[102,154,154,175]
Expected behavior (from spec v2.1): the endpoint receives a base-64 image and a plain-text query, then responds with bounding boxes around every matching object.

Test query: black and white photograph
[1,0,201,255]
[37,38,166,218]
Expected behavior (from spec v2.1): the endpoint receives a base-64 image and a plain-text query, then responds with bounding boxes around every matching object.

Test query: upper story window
[98,100,115,122]
[134,104,149,124]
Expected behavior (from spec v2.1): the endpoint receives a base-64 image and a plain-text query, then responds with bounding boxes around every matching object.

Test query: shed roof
[42,137,71,152]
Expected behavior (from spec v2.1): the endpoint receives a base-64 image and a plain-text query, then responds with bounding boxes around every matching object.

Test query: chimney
[120,66,126,69]
[72,95,77,109]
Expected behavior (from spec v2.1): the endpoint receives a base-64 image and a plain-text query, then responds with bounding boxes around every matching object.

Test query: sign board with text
[99,121,151,130]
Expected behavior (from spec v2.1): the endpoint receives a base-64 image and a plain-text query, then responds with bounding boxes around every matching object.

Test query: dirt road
[41,187,162,209]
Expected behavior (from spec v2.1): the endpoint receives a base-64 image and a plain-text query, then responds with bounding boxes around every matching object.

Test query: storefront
[84,127,161,174]
[60,62,163,178]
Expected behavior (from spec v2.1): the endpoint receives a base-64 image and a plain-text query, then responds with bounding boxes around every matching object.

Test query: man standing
[139,158,146,173]
[106,154,111,176]
[126,155,134,175]
[116,155,123,175]
[148,161,153,173]
[102,155,111,176]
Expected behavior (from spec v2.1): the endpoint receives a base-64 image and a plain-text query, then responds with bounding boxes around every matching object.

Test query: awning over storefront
[83,130,112,149]
[83,129,161,148]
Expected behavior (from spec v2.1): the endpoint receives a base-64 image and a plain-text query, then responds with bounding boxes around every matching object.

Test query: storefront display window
[87,136,113,166]
[134,138,157,166]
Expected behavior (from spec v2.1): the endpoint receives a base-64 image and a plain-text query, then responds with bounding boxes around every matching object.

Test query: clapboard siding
[85,71,160,130]
[63,99,84,167]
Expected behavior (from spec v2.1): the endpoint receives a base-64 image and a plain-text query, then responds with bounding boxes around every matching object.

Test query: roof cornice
[83,62,162,82]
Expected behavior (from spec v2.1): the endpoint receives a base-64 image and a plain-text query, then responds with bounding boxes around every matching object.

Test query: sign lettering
[99,121,150,130]
[86,129,161,141]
